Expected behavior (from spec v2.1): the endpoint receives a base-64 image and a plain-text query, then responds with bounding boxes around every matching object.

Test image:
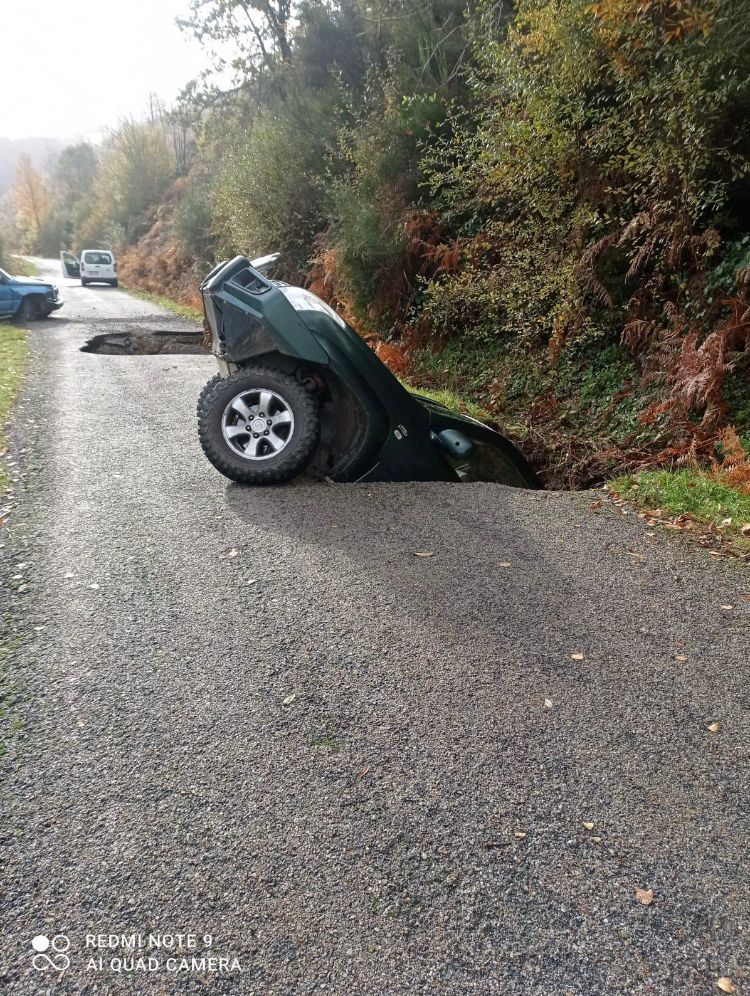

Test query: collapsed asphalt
[0,260,748,995]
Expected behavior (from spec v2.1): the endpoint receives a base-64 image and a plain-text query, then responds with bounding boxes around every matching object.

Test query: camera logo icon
[31,934,71,972]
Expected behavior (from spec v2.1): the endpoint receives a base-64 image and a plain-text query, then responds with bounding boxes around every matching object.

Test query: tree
[53,143,97,204]
[11,154,51,251]
[178,0,293,89]
[104,120,176,241]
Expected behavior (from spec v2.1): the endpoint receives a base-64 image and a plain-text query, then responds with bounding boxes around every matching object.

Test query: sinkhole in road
[81,330,205,355]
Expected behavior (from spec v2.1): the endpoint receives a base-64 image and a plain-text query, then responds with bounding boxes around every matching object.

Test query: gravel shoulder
[0,262,748,995]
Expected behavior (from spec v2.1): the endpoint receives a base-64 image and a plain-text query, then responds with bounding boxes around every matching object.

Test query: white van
[61,249,118,287]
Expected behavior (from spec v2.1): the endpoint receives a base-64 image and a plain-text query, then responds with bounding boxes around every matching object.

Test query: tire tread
[197,367,320,485]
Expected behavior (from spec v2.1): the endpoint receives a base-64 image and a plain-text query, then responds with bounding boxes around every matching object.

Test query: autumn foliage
[5,0,750,488]
[10,155,51,251]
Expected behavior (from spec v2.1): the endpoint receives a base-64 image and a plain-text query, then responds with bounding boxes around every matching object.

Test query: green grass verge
[399,379,495,423]
[409,338,658,453]
[611,469,750,552]
[122,284,203,322]
[0,326,29,492]
[8,256,37,277]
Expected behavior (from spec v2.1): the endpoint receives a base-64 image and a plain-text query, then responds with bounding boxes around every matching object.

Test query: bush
[424,0,750,347]
[212,88,341,269]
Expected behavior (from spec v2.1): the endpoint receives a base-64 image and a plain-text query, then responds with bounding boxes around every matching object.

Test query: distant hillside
[0,137,63,196]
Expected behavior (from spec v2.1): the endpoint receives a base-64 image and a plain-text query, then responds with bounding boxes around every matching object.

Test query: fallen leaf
[717,978,737,994]
[571,653,584,661]
[227,549,239,558]
[282,693,296,707]
[674,654,688,662]
[513,831,526,839]
[17,583,27,593]
[582,821,595,831]
[635,888,654,906]
[246,579,257,585]
[413,551,434,558]
[721,604,734,610]
[707,721,720,733]
[88,583,99,590]
[499,561,512,567]
[741,524,750,535]
[358,767,369,779]
[592,835,602,843]
[544,698,553,709]
[589,500,603,512]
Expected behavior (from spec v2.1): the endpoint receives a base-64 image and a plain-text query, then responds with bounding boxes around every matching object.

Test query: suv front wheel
[15,297,37,323]
[197,366,320,485]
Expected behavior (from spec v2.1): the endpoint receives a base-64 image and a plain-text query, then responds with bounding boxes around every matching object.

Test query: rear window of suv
[83,252,112,264]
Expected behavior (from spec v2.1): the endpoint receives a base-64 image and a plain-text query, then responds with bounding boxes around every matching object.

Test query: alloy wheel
[221,388,295,460]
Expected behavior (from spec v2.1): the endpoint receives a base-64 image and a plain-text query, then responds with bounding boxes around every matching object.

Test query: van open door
[60,250,80,278]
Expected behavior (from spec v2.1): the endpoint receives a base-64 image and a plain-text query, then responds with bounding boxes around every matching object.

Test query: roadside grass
[410,339,650,446]
[399,379,495,424]
[9,256,37,277]
[610,469,750,555]
[0,326,29,492]
[122,284,203,322]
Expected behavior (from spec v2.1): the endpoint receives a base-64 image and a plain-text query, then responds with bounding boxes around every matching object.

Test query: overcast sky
[2,0,210,141]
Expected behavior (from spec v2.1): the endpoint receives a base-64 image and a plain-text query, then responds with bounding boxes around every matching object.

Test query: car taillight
[114,263,117,273]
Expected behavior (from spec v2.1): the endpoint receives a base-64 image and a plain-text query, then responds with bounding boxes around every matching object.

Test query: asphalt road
[0,260,748,995]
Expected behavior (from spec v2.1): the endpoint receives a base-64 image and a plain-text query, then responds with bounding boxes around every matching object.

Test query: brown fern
[713,426,750,493]
[576,233,617,307]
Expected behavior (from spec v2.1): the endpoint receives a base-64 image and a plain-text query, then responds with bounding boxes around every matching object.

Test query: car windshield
[280,287,346,329]
[84,252,112,264]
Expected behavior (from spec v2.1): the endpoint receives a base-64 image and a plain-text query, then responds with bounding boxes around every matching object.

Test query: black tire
[197,374,223,420]
[81,278,88,287]
[111,279,118,288]
[15,296,37,323]
[197,366,320,485]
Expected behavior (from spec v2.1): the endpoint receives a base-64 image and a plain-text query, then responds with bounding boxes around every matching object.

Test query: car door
[85,251,103,281]
[60,250,80,278]
[98,252,114,278]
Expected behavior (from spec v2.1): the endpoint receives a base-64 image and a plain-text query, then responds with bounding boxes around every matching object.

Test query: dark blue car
[0,266,63,322]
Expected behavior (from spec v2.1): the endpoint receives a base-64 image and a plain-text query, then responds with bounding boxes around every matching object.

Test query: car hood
[11,275,53,288]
